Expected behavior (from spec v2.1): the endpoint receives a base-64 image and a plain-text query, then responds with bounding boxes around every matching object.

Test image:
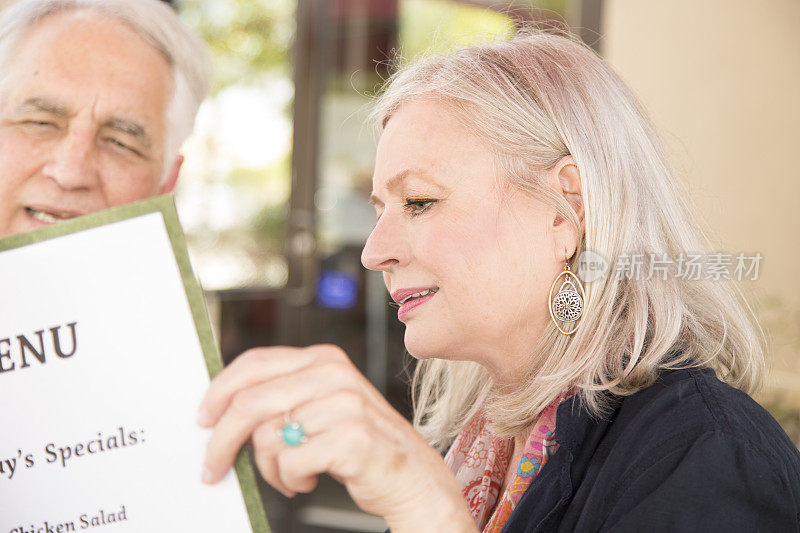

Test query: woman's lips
[397,291,437,321]
[391,287,438,304]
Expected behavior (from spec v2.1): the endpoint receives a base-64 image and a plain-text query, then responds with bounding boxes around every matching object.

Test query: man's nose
[41,128,99,190]
[361,214,408,272]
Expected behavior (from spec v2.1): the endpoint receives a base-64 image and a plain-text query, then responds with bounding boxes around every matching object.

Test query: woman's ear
[549,155,585,258]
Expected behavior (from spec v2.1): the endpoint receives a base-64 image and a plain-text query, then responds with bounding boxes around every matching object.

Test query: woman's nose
[361,215,406,272]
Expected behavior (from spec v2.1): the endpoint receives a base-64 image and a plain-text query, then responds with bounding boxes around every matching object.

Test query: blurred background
[2,0,796,530]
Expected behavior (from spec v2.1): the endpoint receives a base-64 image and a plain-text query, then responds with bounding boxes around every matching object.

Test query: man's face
[0,10,175,238]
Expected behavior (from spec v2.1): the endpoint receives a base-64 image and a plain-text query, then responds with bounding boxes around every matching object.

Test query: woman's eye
[403,199,437,216]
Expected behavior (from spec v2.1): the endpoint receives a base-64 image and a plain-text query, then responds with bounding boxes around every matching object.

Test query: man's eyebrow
[103,118,152,149]
[13,99,153,150]
[15,97,68,116]
[369,168,442,206]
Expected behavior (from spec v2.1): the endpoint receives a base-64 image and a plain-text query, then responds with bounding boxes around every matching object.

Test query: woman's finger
[288,389,368,435]
[270,391,391,493]
[251,420,296,497]
[202,357,361,482]
[250,391,371,494]
[198,346,317,427]
[275,419,371,493]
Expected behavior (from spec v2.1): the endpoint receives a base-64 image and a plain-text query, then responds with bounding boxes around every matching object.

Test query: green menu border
[0,195,270,533]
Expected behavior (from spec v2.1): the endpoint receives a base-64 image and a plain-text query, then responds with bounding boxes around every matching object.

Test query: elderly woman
[198,29,800,532]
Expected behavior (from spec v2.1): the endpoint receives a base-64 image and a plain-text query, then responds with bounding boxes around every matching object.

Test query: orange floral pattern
[444,394,568,532]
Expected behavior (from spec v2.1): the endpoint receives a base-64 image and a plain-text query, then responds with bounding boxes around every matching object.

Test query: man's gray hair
[0,0,213,178]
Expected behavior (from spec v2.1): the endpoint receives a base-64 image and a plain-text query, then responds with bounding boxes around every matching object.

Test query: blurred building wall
[602,0,800,402]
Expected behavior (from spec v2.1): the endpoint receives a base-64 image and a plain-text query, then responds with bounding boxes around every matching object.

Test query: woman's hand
[198,344,477,532]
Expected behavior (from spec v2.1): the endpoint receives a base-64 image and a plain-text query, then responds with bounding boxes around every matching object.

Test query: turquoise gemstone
[280,422,305,446]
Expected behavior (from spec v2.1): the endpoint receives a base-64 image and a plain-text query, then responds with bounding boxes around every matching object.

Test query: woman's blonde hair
[370,27,768,451]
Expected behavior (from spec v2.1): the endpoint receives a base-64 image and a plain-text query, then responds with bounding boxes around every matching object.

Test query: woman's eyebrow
[369,168,444,205]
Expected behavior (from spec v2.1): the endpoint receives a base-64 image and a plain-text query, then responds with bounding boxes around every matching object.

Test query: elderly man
[0,0,211,238]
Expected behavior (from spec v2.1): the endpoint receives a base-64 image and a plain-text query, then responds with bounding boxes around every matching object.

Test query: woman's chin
[402,327,459,361]
[403,328,439,360]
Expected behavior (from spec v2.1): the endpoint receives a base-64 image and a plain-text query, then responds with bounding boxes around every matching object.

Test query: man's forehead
[1,10,172,146]
[9,10,170,83]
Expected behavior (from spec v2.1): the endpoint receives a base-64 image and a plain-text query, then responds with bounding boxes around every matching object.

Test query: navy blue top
[501,366,800,532]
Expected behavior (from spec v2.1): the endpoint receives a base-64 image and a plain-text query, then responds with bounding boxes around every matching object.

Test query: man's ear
[159,154,183,194]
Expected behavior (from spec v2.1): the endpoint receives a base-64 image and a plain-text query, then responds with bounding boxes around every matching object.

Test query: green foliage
[225,152,290,190]
[399,0,515,60]
[179,0,295,93]
[251,202,289,250]
[398,0,568,62]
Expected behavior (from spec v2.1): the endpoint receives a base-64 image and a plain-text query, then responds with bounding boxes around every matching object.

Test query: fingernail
[197,407,211,427]
[202,466,215,484]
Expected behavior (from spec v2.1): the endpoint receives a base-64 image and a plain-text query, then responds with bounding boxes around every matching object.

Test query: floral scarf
[443,394,568,532]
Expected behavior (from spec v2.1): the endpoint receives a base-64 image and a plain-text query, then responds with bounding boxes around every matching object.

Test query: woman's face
[362,100,563,381]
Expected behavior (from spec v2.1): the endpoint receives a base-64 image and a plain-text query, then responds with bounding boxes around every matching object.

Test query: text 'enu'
[0,322,78,373]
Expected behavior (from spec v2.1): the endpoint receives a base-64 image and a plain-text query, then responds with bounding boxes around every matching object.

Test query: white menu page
[0,197,268,532]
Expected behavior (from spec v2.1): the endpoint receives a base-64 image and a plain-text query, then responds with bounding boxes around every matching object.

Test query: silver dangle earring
[548,261,585,335]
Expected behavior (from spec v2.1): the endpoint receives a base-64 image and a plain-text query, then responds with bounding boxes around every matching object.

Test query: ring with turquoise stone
[279,420,307,447]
